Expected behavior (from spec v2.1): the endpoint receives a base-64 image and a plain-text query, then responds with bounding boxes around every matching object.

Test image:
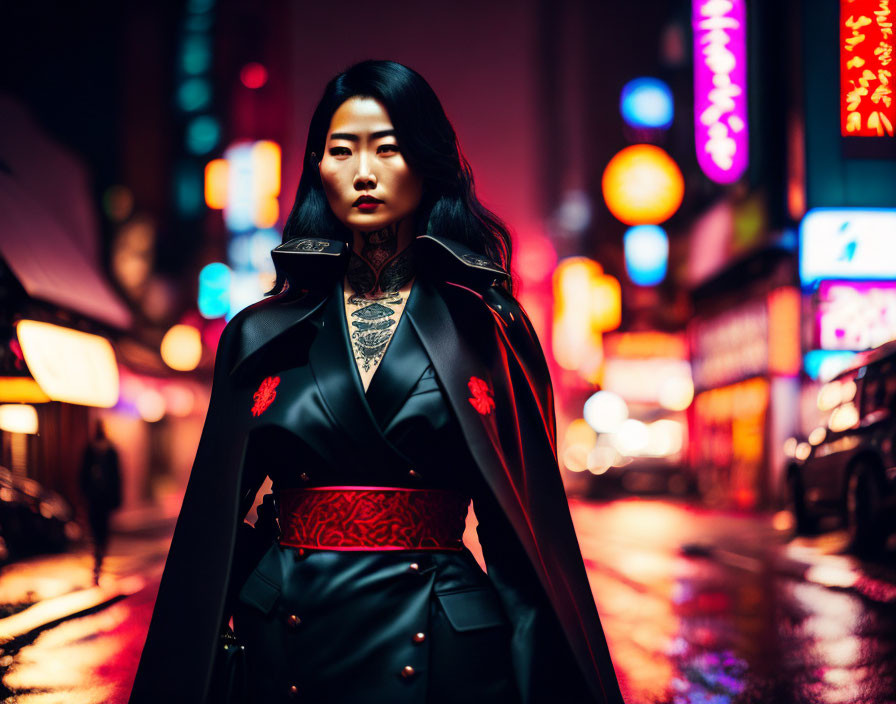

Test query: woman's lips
[355,202,381,212]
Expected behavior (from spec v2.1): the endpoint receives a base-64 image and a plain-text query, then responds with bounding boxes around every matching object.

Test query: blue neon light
[803,350,860,381]
[198,262,231,318]
[620,78,674,129]
[624,225,669,286]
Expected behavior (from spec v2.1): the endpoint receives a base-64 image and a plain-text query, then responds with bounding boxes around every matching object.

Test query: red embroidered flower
[251,376,280,416]
[467,376,495,415]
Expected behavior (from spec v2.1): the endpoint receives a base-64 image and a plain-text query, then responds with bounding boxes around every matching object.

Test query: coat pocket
[435,588,509,632]
[237,544,283,615]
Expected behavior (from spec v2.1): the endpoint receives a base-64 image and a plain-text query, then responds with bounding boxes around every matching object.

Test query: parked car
[786,341,896,555]
[0,465,76,563]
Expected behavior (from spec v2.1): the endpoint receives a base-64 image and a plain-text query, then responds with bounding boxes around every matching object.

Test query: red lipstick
[353,195,383,212]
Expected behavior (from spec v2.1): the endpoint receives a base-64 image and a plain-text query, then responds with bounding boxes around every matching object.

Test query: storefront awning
[0,173,132,330]
[0,95,132,330]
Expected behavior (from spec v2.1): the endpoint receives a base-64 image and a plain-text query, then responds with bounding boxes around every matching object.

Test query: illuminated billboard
[799,208,896,283]
[817,280,896,350]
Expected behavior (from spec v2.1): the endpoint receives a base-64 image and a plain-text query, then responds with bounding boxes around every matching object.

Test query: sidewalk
[0,498,180,643]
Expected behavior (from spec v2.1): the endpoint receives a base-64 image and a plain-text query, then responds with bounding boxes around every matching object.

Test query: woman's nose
[354,151,376,189]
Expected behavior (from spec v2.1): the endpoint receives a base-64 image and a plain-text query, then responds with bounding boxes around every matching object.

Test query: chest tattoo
[347,293,403,372]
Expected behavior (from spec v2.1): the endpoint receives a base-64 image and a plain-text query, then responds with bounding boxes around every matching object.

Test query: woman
[129,60,623,704]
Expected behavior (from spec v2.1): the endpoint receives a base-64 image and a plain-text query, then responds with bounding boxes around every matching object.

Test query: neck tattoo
[344,224,416,373]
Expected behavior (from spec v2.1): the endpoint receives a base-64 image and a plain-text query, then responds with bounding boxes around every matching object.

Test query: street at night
[2,498,896,703]
[3,0,896,702]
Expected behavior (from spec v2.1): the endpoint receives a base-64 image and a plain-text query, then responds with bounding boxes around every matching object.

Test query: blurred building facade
[3,0,895,535]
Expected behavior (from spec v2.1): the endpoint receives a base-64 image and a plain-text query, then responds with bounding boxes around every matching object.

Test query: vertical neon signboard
[692,0,749,184]
[841,0,894,137]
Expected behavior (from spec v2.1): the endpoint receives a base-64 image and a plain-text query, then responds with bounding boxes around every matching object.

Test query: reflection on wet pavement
[571,497,896,704]
[1,497,895,703]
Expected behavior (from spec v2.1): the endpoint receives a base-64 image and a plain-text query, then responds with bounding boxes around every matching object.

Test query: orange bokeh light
[601,145,684,225]
[552,258,620,381]
[204,158,228,210]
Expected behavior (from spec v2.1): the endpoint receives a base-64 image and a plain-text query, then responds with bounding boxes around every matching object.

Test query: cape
[128,233,624,704]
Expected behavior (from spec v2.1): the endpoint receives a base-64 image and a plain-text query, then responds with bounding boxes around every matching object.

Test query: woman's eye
[378,144,399,154]
[329,147,351,156]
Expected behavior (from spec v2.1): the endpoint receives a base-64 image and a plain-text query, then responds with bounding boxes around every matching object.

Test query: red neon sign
[841,0,894,137]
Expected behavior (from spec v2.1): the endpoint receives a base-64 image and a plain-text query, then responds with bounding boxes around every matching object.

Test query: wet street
[2,497,895,704]
[573,499,896,704]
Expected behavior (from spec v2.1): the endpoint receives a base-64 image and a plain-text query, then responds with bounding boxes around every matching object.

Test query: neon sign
[692,0,749,183]
[817,281,896,350]
[211,140,282,232]
[841,0,894,137]
[691,298,768,389]
[799,208,896,283]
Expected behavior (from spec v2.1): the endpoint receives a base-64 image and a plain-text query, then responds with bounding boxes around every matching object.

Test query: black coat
[128,234,624,704]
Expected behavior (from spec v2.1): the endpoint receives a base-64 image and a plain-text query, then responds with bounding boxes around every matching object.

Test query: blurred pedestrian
[79,420,122,585]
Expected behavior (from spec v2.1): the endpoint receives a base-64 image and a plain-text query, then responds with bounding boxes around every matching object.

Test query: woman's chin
[345,214,396,232]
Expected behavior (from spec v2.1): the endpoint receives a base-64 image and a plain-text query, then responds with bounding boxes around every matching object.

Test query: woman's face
[319,96,424,234]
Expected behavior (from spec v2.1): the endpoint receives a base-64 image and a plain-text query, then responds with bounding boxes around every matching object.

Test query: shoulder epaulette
[415,234,509,291]
[270,237,350,290]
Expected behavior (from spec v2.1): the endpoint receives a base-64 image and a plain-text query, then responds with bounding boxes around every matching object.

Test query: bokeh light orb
[624,225,669,286]
[565,418,597,448]
[160,324,203,371]
[614,419,649,455]
[620,77,674,129]
[658,375,694,411]
[240,62,269,90]
[517,235,558,283]
[601,144,684,225]
[136,389,166,423]
[583,391,629,434]
[586,445,619,475]
[647,419,684,456]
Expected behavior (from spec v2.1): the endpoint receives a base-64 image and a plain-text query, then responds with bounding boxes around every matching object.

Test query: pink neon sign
[816,281,896,351]
[692,0,749,184]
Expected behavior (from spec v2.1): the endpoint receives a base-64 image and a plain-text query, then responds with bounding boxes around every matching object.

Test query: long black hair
[270,59,514,294]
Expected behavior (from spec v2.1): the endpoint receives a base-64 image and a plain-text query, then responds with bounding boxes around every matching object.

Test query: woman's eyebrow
[328,129,396,142]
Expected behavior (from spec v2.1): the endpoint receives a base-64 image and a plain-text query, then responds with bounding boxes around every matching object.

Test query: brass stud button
[412,632,426,644]
[401,665,416,679]
[286,614,302,629]
[288,684,299,697]
[300,472,310,482]
[408,469,420,478]
[408,562,420,572]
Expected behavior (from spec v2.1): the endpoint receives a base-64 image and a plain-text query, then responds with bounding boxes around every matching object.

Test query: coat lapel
[407,278,622,703]
[307,276,433,468]
[404,277,527,520]
[307,278,394,463]
[228,291,329,380]
[363,278,431,428]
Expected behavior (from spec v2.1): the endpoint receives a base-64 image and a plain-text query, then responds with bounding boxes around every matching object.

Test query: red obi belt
[277,486,470,551]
